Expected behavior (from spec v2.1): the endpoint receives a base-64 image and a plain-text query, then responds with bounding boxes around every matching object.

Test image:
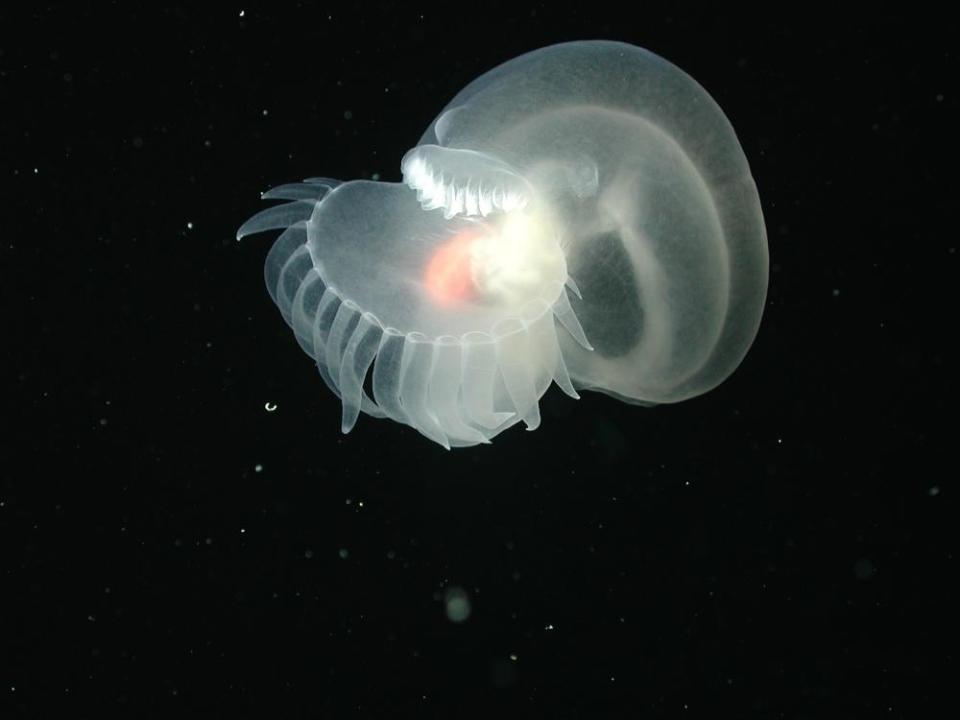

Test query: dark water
[4,6,954,717]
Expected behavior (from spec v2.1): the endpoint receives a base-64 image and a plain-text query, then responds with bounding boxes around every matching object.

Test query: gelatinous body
[237,41,768,448]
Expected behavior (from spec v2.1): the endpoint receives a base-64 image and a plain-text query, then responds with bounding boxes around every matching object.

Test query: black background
[3,4,955,718]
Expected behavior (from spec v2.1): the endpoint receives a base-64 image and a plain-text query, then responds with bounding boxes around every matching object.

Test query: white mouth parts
[401,145,531,219]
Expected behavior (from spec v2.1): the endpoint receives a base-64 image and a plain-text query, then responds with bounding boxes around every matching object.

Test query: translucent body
[237,41,768,448]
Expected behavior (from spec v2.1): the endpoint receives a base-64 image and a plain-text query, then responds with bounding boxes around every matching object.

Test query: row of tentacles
[237,178,591,448]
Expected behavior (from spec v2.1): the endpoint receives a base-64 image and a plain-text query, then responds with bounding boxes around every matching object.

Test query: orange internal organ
[424,231,479,305]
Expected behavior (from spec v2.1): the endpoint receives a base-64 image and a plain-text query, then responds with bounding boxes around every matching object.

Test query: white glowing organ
[237,41,768,448]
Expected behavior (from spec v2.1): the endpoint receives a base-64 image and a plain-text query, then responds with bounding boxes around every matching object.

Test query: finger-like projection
[237,41,768,448]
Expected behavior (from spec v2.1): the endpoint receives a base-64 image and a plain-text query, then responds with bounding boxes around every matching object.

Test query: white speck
[262,109,268,116]
[343,110,353,120]
[777,438,783,444]
[928,486,940,497]
[832,288,840,297]
[544,623,554,631]
[444,587,471,623]
[33,168,39,174]
[357,501,364,508]
[338,548,349,559]
[186,221,193,230]
[509,653,518,661]
[239,10,245,17]
[254,463,263,473]
[87,615,95,622]
[371,172,380,180]
[240,528,246,534]
[264,402,277,412]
